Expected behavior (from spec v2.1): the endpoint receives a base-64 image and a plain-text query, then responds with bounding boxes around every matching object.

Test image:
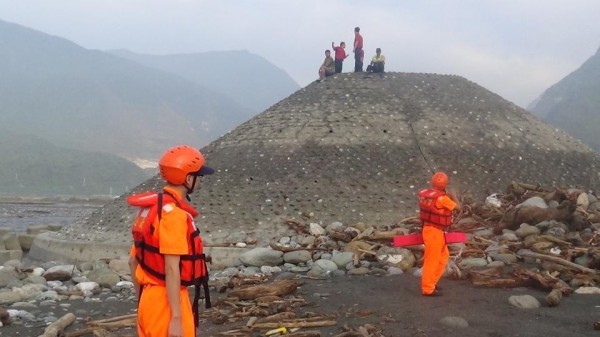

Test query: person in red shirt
[353,27,364,72]
[331,41,348,73]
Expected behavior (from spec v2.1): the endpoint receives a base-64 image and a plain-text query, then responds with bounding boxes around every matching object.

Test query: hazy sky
[1,0,599,108]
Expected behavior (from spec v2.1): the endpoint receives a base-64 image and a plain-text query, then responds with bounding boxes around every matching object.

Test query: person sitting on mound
[318,49,335,81]
[366,48,385,73]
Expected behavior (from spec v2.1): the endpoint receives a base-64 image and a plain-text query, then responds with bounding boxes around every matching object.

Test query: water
[0,202,100,233]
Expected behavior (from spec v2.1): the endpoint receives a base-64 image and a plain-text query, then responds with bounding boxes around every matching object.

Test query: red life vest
[418,188,453,227]
[127,190,211,324]
[128,191,208,286]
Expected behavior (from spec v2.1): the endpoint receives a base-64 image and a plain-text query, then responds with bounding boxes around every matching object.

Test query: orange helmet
[431,171,448,190]
[158,145,213,185]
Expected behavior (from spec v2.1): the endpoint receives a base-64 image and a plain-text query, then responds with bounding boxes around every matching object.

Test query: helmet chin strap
[184,175,198,201]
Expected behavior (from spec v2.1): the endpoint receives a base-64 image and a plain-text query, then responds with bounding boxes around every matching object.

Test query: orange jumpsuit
[421,194,457,295]
[131,186,196,337]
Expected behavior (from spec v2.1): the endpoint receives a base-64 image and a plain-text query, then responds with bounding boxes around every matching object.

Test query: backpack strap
[157,192,163,222]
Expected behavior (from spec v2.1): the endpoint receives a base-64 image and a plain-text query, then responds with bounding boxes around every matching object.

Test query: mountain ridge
[0,19,298,195]
[107,49,300,113]
[528,46,600,151]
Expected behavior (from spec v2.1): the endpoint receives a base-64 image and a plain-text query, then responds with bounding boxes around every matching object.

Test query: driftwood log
[286,331,321,337]
[517,249,597,274]
[497,200,576,233]
[64,314,137,337]
[227,279,298,300]
[37,313,76,337]
[251,320,337,329]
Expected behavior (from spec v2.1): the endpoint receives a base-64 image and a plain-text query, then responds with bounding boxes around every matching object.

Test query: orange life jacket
[127,190,211,316]
[418,188,453,227]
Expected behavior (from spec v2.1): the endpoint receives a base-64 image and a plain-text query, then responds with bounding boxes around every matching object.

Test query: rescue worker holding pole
[128,145,213,337]
[419,171,460,296]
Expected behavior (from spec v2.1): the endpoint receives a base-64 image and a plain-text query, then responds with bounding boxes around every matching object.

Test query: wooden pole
[37,313,76,337]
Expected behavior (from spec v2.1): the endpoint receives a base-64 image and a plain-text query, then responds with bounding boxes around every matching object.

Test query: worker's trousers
[421,225,449,294]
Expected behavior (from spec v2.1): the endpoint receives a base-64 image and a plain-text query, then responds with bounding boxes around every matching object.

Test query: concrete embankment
[27,232,249,268]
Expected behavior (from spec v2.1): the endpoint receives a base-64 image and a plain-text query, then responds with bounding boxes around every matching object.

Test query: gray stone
[487,261,505,268]
[3,259,22,269]
[18,233,37,251]
[574,254,592,267]
[331,252,354,269]
[516,197,547,209]
[0,291,24,305]
[376,246,415,271]
[325,222,344,235]
[515,224,541,238]
[108,258,130,275]
[43,265,79,281]
[508,294,540,309]
[301,236,316,246]
[0,250,23,265]
[283,250,312,264]
[500,231,519,242]
[0,269,22,288]
[458,258,488,268]
[440,316,469,328]
[239,248,284,267]
[86,268,121,288]
[13,284,46,301]
[314,259,338,272]
[2,231,22,251]
[489,253,518,264]
[348,267,370,275]
[387,267,403,275]
[289,266,311,273]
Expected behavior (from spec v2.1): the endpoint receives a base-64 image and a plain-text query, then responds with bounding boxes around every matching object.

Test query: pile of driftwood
[280,181,600,308]
[208,277,383,337]
[58,276,383,337]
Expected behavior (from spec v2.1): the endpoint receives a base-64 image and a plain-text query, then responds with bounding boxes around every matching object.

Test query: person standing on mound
[419,171,460,297]
[353,26,364,72]
[332,41,348,73]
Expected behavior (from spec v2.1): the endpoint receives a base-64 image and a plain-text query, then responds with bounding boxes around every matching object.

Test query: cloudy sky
[1,0,598,108]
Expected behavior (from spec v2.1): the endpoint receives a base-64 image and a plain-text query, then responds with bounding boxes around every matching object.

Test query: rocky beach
[0,256,599,337]
[2,182,600,336]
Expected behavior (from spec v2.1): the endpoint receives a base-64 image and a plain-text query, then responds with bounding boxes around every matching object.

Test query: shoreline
[0,196,111,207]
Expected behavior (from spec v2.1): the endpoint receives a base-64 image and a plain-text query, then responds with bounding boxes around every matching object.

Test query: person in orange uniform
[128,145,213,337]
[419,171,459,297]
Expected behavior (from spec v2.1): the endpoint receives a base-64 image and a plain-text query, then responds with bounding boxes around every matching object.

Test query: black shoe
[422,290,443,297]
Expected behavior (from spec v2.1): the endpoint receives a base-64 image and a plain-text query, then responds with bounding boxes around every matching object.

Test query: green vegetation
[0,129,150,197]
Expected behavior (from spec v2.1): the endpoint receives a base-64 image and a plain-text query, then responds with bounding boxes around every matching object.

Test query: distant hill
[0,129,149,196]
[108,49,300,113]
[0,19,252,162]
[528,47,600,151]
